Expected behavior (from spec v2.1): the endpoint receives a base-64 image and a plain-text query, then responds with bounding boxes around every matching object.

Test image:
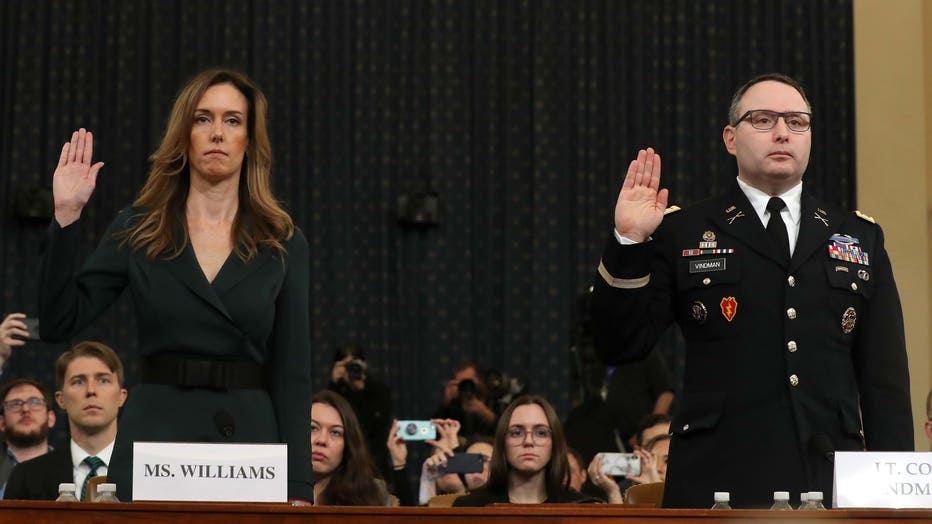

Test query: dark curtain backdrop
[0,0,854,446]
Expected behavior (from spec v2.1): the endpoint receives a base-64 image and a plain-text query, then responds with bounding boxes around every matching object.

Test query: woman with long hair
[39,69,312,501]
[311,391,390,505]
[453,395,599,506]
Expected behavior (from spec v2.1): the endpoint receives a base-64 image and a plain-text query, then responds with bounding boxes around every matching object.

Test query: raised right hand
[614,148,668,243]
[53,128,104,227]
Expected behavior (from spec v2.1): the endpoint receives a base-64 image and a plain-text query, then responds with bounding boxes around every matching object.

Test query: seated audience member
[453,395,600,506]
[386,418,458,506]
[419,435,493,504]
[311,390,391,506]
[588,433,671,504]
[327,344,393,474]
[0,313,32,374]
[0,379,57,498]
[5,341,127,501]
[434,363,498,440]
[566,447,588,492]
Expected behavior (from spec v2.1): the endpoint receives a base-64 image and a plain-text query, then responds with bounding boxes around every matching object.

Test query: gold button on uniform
[787,341,797,352]
[787,308,797,320]
[702,278,711,286]
[787,275,796,287]
[850,282,858,291]
[682,424,689,432]
[789,374,799,387]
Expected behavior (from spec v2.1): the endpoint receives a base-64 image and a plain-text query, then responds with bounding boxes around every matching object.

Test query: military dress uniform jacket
[590,184,913,509]
[38,207,313,501]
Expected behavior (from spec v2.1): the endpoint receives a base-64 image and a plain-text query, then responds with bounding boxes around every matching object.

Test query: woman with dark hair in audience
[453,395,600,506]
[311,390,391,506]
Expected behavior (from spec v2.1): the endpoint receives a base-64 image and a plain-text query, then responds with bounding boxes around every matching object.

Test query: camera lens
[345,359,366,381]
[405,423,418,435]
[458,379,477,400]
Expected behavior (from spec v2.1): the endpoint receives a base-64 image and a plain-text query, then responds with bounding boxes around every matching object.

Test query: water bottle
[806,491,826,510]
[55,482,79,502]
[798,491,811,509]
[710,491,732,509]
[769,491,793,510]
[94,483,120,503]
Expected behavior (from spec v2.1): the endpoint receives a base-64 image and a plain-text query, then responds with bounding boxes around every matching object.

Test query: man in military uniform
[590,73,913,508]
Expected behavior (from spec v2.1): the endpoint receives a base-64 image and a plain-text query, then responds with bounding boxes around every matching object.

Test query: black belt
[139,355,264,390]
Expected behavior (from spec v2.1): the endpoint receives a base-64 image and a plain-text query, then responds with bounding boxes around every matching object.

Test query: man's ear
[723,125,737,156]
[47,410,56,429]
[0,415,7,433]
[55,391,64,409]
[118,388,128,408]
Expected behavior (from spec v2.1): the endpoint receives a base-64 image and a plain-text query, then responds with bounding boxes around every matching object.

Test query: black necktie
[766,197,790,261]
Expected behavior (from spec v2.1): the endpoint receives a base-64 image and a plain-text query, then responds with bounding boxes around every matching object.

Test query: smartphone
[396,420,436,441]
[13,317,40,341]
[599,452,641,477]
[441,453,485,474]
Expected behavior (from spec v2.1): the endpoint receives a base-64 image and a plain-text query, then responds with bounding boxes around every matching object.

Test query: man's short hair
[55,341,124,388]
[728,73,811,125]
[0,378,53,414]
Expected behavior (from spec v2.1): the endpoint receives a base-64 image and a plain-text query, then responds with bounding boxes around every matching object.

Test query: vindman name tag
[834,451,932,508]
[133,442,287,502]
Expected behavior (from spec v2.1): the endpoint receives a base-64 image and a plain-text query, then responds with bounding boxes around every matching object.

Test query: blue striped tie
[80,456,105,501]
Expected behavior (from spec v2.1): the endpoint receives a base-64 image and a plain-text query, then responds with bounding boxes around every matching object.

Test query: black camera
[458,378,478,400]
[345,359,367,381]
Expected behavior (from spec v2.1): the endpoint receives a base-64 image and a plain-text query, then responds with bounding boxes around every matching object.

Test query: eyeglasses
[506,426,552,444]
[734,109,811,133]
[3,397,45,412]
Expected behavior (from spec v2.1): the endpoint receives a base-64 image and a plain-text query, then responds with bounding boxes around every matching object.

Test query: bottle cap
[58,482,76,492]
[808,491,823,500]
[773,491,789,500]
[800,492,811,502]
[713,491,730,501]
[98,483,117,493]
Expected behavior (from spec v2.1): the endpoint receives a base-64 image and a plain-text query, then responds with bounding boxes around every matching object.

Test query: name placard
[133,442,287,502]
[834,451,932,508]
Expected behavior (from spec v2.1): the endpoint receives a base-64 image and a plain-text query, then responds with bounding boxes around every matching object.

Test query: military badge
[720,297,738,322]
[828,234,869,266]
[682,248,734,257]
[841,307,857,334]
[857,269,870,281]
[703,231,716,241]
[813,212,828,227]
[691,301,708,324]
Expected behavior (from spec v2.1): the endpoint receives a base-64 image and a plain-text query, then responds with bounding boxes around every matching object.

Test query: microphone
[214,411,236,438]
[810,433,835,463]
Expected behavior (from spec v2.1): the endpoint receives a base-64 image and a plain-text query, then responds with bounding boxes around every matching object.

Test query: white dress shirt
[71,439,114,490]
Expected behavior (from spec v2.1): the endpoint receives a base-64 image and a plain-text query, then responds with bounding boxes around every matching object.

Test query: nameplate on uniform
[834,451,932,508]
[132,442,287,502]
[688,258,727,273]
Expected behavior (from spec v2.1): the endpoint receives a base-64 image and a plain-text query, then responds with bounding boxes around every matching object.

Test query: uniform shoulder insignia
[854,210,876,224]
[664,205,681,216]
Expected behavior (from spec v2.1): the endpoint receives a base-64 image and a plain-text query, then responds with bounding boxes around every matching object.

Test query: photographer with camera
[434,363,500,441]
[327,344,393,476]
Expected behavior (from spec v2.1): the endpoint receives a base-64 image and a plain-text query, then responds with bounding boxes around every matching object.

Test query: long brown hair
[311,390,386,506]
[124,68,293,261]
[484,395,570,496]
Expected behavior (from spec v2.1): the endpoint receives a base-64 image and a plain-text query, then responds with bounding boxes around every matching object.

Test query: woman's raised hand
[53,128,104,227]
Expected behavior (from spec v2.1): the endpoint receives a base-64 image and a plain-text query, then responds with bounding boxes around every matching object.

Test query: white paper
[834,451,932,508]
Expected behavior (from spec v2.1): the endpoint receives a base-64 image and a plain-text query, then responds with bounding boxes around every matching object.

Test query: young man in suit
[5,341,127,500]
[591,74,913,508]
